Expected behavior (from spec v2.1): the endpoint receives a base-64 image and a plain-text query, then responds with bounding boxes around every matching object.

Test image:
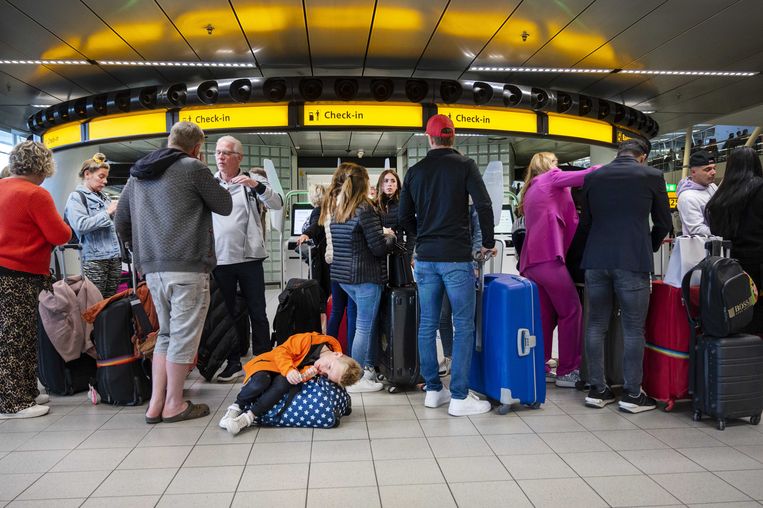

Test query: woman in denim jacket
[64,153,121,297]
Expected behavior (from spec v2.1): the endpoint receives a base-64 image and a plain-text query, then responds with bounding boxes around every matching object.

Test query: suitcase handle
[517,328,536,357]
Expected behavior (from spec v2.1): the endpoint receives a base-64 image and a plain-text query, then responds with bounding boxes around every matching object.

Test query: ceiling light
[0,59,256,68]
[0,59,89,65]
[620,69,757,77]
[254,132,288,135]
[469,66,757,77]
[641,110,656,114]
[470,66,612,74]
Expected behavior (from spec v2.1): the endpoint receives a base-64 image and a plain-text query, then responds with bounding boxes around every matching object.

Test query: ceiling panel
[413,0,522,78]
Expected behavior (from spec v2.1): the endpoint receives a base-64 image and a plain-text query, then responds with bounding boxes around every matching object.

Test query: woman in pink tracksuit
[517,152,599,388]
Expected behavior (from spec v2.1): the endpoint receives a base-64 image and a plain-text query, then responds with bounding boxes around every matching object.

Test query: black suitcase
[271,278,324,346]
[378,286,420,393]
[92,298,152,406]
[691,334,763,430]
[37,312,96,395]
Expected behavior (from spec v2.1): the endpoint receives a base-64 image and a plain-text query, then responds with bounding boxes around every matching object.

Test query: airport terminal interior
[2,0,763,506]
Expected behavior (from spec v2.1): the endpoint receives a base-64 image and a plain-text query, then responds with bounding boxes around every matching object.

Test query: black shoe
[217,362,244,382]
[618,390,657,414]
[585,386,616,409]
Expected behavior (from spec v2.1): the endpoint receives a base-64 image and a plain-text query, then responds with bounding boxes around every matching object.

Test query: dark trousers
[213,260,270,362]
[235,371,292,416]
[327,280,357,352]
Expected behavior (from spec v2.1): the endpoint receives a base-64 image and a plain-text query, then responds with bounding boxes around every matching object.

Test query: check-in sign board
[302,103,422,128]
[43,122,82,149]
[437,106,538,134]
[179,104,289,130]
[668,191,677,209]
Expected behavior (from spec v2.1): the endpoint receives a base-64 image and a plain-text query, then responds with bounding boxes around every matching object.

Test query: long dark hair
[374,169,401,214]
[705,146,763,239]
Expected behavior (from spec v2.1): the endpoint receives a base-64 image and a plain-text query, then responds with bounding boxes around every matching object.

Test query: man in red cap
[399,114,497,416]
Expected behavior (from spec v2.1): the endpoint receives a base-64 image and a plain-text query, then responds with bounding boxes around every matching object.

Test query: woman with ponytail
[321,162,393,393]
[64,153,121,297]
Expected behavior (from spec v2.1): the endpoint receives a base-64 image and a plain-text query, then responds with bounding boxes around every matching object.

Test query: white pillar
[590,145,616,166]
[682,128,692,179]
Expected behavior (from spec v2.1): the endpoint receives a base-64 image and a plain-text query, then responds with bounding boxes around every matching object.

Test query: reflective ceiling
[0,0,760,144]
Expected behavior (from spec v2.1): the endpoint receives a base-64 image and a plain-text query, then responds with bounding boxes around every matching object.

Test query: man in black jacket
[580,139,671,413]
[400,115,496,417]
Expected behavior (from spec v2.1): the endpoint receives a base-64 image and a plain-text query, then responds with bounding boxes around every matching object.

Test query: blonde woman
[517,152,598,388]
[64,153,121,297]
[321,162,393,392]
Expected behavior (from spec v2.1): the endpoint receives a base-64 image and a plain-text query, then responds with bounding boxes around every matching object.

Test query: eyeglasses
[215,150,241,158]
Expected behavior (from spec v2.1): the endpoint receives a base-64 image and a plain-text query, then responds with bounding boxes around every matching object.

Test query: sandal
[162,401,210,423]
[145,414,162,424]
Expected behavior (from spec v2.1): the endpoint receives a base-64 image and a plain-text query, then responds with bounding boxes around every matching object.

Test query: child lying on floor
[219,332,362,434]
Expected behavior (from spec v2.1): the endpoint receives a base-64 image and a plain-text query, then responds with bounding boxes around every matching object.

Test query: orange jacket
[243,332,342,383]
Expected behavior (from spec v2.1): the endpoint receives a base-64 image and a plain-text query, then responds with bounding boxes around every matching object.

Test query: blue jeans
[584,269,651,395]
[438,293,453,357]
[327,280,357,353]
[339,282,382,368]
[416,261,476,399]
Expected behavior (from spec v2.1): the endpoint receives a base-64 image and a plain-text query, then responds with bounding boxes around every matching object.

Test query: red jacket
[0,178,71,274]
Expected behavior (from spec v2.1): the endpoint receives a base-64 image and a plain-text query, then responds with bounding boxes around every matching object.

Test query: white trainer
[448,393,491,416]
[424,387,452,408]
[225,411,254,435]
[218,403,242,429]
[346,376,383,393]
[35,393,50,405]
[0,404,50,420]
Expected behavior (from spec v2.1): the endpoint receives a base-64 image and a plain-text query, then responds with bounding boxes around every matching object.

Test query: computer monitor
[494,204,514,235]
[291,202,314,237]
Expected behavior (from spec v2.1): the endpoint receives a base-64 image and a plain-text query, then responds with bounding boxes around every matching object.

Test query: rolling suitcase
[272,246,324,346]
[378,285,419,392]
[469,272,546,413]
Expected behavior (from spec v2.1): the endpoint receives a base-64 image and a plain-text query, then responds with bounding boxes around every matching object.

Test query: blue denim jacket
[64,185,120,261]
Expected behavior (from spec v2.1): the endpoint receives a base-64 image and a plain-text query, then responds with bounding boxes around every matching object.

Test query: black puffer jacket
[329,204,391,284]
[378,199,416,254]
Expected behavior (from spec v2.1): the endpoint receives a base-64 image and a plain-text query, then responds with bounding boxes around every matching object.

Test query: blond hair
[78,152,109,178]
[9,141,54,178]
[338,356,363,387]
[309,184,326,206]
[319,162,371,224]
[517,152,557,216]
[168,121,204,153]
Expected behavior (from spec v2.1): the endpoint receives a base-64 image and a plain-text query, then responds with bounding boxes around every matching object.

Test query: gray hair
[216,135,243,155]
[9,141,55,178]
[309,184,326,206]
[168,121,205,153]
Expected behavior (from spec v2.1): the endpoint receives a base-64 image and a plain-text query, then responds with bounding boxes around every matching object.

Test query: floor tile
[52,448,130,472]
[313,421,369,441]
[255,427,313,443]
[361,392,413,406]
[678,446,763,471]
[538,431,611,453]
[80,497,163,508]
[685,502,761,508]
[118,446,192,470]
[165,465,243,494]
[367,420,423,439]
[92,468,177,497]
[311,439,371,463]
[0,434,36,453]
[716,469,763,499]
[419,418,478,437]
[0,450,68,474]
[649,428,726,448]
[370,438,434,460]
[561,450,641,477]
[570,412,638,431]
[620,448,705,474]
[484,434,554,455]
[248,441,311,465]
[197,425,257,445]
[586,474,681,507]
[183,443,252,467]
[16,430,92,451]
[231,489,306,507]
[7,498,85,507]
[306,486,380,508]
[412,405,452,420]
[619,410,691,429]
[307,460,376,489]
[0,415,63,433]
[517,477,608,507]
[519,414,586,433]
[595,429,670,451]
[156,492,234,507]
[469,415,533,435]
[701,426,763,446]
[78,429,149,449]
[44,414,113,432]
[379,483,456,508]
[650,471,752,504]
[98,412,149,430]
[17,470,109,500]
[449,480,532,507]
[363,405,416,421]
[427,435,493,458]
[238,463,309,491]
[0,474,41,501]
[137,427,203,447]
[499,453,577,480]
[375,458,445,486]
[437,456,511,483]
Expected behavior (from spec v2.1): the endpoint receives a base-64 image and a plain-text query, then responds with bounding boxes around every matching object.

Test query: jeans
[327,280,357,353]
[416,261,476,399]
[213,260,270,360]
[584,269,650,395]
[438,293,453,357]
[339,282,382,368]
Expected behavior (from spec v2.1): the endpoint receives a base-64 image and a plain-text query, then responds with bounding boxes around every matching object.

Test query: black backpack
[682,240,758,338]
[271,278,324,347]
[63,190,88,245]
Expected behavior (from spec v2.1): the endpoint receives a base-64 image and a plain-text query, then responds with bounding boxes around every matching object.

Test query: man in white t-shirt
[677,150,717,236]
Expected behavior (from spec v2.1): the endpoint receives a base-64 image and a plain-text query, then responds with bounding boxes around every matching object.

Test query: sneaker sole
[346,384,384,394]
[584,396,616,409]
[618,401,657,414]
[424,398,451,408]
[448,405,492,417]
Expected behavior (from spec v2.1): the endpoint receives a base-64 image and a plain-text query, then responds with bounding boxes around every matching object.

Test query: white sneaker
[218,403,242,429]
[35,393,50,405]
[225,411,254,435]
[448,393,491,416]
[424,387,452,408]
[438,357,452,377]
[346,376,383,393]
[0,405,50,419]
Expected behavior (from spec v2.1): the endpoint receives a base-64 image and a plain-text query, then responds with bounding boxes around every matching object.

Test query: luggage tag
[88,384,101,405]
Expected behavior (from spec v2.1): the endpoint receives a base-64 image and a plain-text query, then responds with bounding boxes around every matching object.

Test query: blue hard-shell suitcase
[469,273,546,413]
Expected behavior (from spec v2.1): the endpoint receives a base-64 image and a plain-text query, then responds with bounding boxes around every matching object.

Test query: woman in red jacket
[0,141,71,419]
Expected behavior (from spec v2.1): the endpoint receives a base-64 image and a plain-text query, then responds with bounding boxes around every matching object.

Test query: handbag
[664,236,721,288]
[388,242,414,288]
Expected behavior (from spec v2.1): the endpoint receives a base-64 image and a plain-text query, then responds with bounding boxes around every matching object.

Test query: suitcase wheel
[692,410,702,422]
[751,414,761,426]
[388,385,401,394]
[717,419,726,431]
[526,402,541,410]
[496,404,511,415]
[663,400,675,412]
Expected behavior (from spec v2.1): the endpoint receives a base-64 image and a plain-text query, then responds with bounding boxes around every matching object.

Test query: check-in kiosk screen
[291,203,314,237]
[494,205,514,235]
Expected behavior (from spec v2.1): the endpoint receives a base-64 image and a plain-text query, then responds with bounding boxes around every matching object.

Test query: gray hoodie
[676,177,717,236]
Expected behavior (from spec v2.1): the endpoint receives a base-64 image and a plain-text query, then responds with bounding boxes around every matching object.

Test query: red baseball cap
[426,114,455,138]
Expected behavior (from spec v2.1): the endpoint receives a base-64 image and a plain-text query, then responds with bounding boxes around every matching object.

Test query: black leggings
[235,371,292,416]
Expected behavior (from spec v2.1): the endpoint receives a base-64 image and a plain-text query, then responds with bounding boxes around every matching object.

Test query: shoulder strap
[129,290,153,340]
[681,258,706,329]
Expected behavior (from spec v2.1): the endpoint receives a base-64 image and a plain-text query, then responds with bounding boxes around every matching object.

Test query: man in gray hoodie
[677,151,717,236]
[115,121,232,423]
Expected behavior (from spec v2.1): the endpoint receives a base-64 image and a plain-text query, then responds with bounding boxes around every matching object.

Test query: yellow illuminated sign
[548,113,613,144]
[436,106,538,134]
[303,102,422,128]
[668,191,677,210]
[43,122,83,149]
[89,111,168,141]
[179,104,289,130]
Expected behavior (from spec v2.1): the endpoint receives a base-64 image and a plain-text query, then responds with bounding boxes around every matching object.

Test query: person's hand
[286,369,302,385]
[296,234,310,246]
[106,201,118,216]
[481,246,498,259]
[383,227,394,236]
